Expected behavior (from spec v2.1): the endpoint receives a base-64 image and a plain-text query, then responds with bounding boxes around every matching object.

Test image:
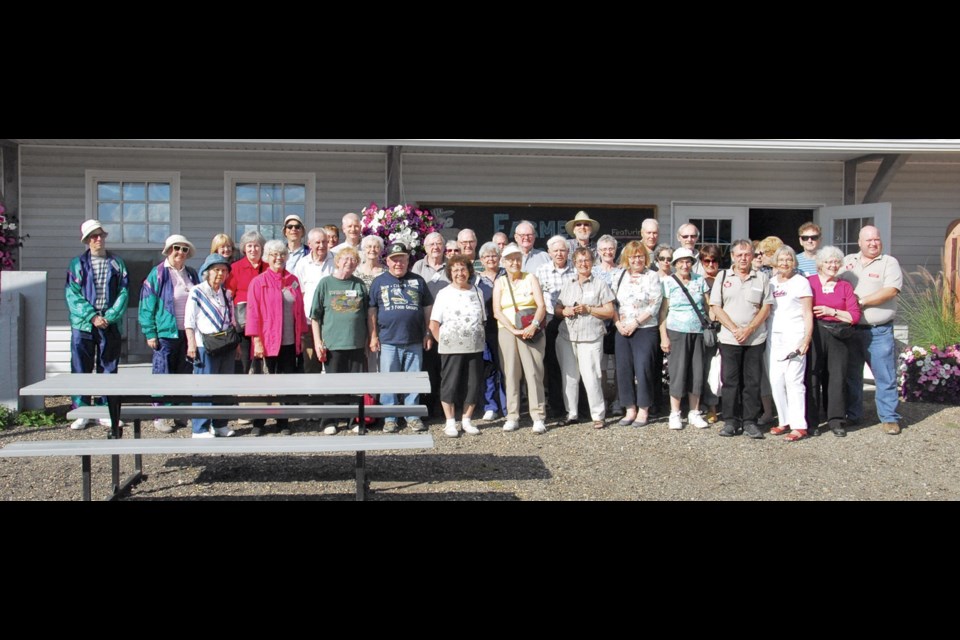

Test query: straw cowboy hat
[565,211,600,238]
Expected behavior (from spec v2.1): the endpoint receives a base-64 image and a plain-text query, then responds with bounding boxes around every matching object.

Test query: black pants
[254,344,299,430]
[806,322,850,430]
[719,343,765,426]
[237,334,263,375]
[422,341,442,417]
[544,315,569,417]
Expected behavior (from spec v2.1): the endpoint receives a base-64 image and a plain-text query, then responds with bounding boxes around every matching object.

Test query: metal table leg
[81,455,92,502]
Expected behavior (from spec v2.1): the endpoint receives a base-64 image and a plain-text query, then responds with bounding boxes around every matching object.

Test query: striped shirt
[91,255,110,312]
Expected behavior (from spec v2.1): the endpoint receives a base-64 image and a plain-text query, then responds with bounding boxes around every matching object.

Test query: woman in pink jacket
[245,239,308,436]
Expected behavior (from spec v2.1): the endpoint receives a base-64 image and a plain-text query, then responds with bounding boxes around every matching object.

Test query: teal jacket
[65,251,129,333]
[139,262,200,340]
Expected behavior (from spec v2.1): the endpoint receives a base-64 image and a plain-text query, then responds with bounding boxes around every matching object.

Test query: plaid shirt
[535,261,575,315]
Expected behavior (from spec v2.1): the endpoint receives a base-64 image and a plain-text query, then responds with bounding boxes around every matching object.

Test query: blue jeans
[482,336,507,416]
[191,346,235,434]
[846,323,901,424]
[379,342,424,423]
[70,327,120,409]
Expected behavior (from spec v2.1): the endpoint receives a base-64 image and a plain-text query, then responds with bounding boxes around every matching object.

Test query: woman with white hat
[184,254,238,438]
[139,234,201,433]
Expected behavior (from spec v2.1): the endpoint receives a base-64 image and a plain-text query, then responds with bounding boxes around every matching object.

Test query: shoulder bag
[503,275,542,338]
[672,274,721,348]
[195,288,242,356]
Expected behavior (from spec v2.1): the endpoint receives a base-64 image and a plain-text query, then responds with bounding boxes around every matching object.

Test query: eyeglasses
[171,245,190,254]
[800,235,820,241]
[680,235,699,239]
[267,253,286,259]
[754,252,763,257]
[701,258,718,264]
[516,234,535,239]
[574,259,593,265]
[446,249,461,254]
[574,222,592,227]
[481,254,499,260]
[88,233,106,240]
[285,224,303,230]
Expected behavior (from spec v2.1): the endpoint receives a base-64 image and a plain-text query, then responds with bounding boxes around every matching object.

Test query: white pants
[767,331,807,430]
[556,336,606,421]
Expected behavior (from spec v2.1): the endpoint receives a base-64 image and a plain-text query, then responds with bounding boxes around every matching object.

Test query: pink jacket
[245,269,307,357]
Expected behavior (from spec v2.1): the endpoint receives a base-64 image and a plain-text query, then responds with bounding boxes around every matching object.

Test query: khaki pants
[556,335,606,421]
[497,328,546,422]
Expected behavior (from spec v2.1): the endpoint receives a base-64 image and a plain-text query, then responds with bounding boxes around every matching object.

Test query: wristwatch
[531,319,541,328]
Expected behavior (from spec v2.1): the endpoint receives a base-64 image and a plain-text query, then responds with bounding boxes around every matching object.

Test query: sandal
[769,426,789,436]
[593,421,606,430]
[785,430,808,442]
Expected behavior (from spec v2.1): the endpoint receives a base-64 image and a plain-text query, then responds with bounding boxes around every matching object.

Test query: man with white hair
[676,222,706,275]
[642,218,660,271]
[536,236,575,419]
[295,228,336,373]
[413,232,448,283]
[514,220,550,274]
[838,225,904,435]
[330,212,363,256]
[458,228,482,271]
[492,232,509,253]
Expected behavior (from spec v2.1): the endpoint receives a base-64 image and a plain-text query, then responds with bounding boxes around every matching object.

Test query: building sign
[418,202,658,249]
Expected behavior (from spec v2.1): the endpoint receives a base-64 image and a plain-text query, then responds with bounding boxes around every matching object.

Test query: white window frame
[224,171,316,241]
[85,170,181,249]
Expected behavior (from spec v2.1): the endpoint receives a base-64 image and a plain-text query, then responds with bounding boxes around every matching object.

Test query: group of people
[65,209,904,441]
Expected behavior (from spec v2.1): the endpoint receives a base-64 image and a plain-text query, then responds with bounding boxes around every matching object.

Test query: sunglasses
[171,245,190,254]
[286,224,303,230]
[800,235,820,241]
[658,256,673,262]
[680,234,699,239]
[446,249,461,254]
[701,258,718,264]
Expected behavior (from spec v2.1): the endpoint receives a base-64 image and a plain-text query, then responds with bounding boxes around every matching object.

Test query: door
[818,203,893,255]
[673,205,749,261]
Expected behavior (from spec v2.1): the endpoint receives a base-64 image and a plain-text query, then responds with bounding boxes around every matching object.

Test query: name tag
[822,281,836,294]
[868,273,880,279]
[346,290,358,298]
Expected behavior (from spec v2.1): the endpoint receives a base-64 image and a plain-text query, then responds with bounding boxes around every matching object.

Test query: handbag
[195,288,242,356]
[504,275,543,337]
[818,319,855,341]
[672,274,720,348]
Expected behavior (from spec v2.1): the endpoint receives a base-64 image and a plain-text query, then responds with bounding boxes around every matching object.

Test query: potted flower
[360,203,438,262]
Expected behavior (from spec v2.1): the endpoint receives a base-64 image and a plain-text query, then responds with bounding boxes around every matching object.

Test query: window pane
[833,221,845,245]
[238,224,259,240]
[148,183,171,201]
[237,204,258,223]
[846,218,862,242]
[98,182,121,201]
[261,225,281,241]
[99,202,121,223]
[260,204,280,223]
[236,184,259,202]
[124,224,148,243]
[122,183,146,201]
[284,204,305,218]
[284,184,306,203]
[124,203,146,222]
[148,203,170,222]
[149,225,171,244]
[719,220,732,244]
[260,184,282,202]
[102,224,121,238]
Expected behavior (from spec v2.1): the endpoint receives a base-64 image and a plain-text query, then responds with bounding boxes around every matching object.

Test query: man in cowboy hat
[565,211,601,258]
[65,220,130,429]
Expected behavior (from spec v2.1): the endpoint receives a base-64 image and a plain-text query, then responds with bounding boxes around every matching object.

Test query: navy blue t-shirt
[369,271,435,345]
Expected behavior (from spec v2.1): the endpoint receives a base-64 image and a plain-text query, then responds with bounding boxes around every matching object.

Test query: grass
[899,267,960,348]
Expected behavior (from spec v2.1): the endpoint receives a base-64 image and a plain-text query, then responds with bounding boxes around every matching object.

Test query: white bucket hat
[80,220,107,243]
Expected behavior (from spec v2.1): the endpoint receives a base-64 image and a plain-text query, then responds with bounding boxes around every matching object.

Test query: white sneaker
[70,418,91,431]
[502,420,519,432]
[192,431,215,439]
[444,420,460,438]
[532,421,547,434]
[154,419,175,434]
[482,410,498,421]
[688,410,709,429]
[214,426,236,437]
[462,419,480,435]
[669,412,684,430]
[323,425,338,436]
[351,425,360,433]
[97,418,124,428]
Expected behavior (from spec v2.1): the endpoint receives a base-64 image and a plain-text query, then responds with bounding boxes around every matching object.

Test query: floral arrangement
[0,199,26,271]
[360,202,438,262]
[898,344,960,403]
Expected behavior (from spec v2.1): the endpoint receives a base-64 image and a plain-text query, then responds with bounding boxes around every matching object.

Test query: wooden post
[945,220,960,318]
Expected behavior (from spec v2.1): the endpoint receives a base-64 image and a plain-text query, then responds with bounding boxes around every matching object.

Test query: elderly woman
[592,235,620,286]
[752,237,783,425]
[226,230,266,375]
[659,248,711,430]
[655,245,674,280]
[555,248,616,430]
[245,239,309,437]
[429,255,487,438]
[477,241,507,420]
[323,224,340,248]
[355,235,385,288]
[807,246,861,438]
[139,234,201,434]
[699,244,723,424]
[210,233,236,260]
[593,234,622,414]
[311,246,369,435]
[766,246,814,442]
[611,241,662,427]
[184,254,237,439]
[492,243,548,434]
[445,240,460,259]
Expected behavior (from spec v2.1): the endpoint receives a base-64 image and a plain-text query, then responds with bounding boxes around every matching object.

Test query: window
[86,171,180,247]
[226,172,316,242]
[689,217,733,252]
[833,216,874,257]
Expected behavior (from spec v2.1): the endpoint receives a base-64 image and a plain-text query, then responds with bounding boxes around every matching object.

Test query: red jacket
[245,269,307,357]
[226,258,265,304]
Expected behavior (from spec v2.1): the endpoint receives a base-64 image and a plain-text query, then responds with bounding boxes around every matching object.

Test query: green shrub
[899,267,960,348]
[17,410,59,428]
[0,406,15,430]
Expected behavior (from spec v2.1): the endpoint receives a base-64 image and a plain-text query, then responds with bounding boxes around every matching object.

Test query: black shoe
[831,423,847,438]
[844,417,861,428]
[557,416,579,427]
[719,422,739,437]
[743,422,765,439]
[251,426,262,437]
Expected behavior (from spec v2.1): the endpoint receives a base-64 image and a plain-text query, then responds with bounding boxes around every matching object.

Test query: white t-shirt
[769,273,812,334]
[430,285,487,354]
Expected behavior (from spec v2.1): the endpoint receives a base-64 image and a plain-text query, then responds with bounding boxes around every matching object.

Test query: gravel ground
[1,394,958,501]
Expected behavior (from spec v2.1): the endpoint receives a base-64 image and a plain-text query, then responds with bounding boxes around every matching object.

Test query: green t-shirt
[311,275,369,351]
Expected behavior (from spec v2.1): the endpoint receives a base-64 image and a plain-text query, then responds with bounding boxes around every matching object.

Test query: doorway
[749,209,815,254]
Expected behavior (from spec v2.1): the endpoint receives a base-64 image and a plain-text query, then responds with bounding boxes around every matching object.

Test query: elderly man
[492,232,509,253]
[641,218,660,271]
[839,226,904,435]
[413,232,447,283]
[458,228,483,271]
[796,222,822,277]
[565,211,600,257]
[536,236,576,419]
[331,212,363,255]
[710,239,773,439]
[368,242,435,433]
[676,222,706,275]
[294,228,336,373]
[65,220,130,429]
[283,214,310,272]
[515,220,550,274]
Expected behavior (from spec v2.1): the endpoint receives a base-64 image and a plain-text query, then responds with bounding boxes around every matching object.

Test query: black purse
[196,288,242,356]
